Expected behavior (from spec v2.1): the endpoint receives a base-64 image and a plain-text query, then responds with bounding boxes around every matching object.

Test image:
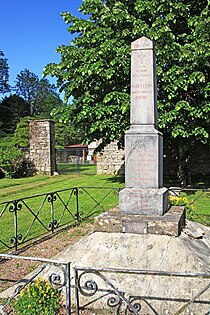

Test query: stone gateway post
[119,36,168,216]
[29,120,56,175]
[95,37,185,236]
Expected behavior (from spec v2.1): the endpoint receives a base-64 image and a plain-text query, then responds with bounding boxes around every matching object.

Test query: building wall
[56,147,88,164]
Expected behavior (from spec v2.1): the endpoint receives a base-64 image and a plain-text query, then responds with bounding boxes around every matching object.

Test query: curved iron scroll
[48,264,67,290]
[76,269,140,315]
[8,200,23,250]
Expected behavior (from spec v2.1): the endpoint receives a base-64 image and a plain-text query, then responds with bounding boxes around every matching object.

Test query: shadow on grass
[102,176,125,184]
[57,163,97,175]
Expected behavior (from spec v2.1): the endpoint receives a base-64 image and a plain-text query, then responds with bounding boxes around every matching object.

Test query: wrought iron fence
[74,266,210,314]
[0,187,121,252]
[168,188,210,227]
[0,255,209,315]
[0,253,70,315]
[0,186,209,253]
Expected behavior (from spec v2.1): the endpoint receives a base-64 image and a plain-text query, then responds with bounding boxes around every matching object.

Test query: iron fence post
[48,193,56,233]
[65,262,71,315]
[14,201,18,251]
[74,268,80,315]
[10,200,22,251]
[74,188,80,222]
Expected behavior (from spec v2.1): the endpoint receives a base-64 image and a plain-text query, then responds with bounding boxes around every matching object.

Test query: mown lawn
[0,163,124,202]
[0,164,209,253]
[0,164,125,252]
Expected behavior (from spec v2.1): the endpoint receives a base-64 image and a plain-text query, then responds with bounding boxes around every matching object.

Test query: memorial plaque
[122,220,148,234]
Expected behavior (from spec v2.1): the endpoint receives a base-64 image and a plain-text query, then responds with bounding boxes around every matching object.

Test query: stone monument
[95,37,185,236]
[29,120,56,175]
[119,36,168,216]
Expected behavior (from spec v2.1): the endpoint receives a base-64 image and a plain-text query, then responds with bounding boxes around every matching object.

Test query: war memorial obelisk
[119,37,168,216]
[95,37,185,235]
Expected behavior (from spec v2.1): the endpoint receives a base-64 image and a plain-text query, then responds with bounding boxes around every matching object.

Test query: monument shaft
[119,37,168,216]
[131,37,157,126]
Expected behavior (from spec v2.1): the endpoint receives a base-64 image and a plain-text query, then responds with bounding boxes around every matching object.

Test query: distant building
[64,144,88,163]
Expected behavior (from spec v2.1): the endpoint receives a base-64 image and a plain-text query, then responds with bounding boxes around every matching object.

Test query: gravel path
[0,223,94,294]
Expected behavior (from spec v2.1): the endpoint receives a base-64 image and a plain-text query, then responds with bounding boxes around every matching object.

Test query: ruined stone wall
[29,120,56,175]
[96,141,125,175]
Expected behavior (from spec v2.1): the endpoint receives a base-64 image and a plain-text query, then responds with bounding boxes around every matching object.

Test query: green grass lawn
[0,164,125,252]
[179,190,210,225]
[0,164,209,252]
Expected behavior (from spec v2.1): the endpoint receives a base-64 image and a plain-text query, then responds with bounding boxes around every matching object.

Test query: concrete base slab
[94,206,186,236]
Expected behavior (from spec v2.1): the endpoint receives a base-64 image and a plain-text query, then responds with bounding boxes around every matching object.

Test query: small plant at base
[169,195,194,220]
[13,277,62,315]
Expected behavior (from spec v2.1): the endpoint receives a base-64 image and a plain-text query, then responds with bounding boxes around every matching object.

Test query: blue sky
[0,0,83,89]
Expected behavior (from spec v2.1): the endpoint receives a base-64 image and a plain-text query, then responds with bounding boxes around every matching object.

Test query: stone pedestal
[119,124,168,216]
[95,206,186,237]
[125,127,163,188]
[119,187,168,216]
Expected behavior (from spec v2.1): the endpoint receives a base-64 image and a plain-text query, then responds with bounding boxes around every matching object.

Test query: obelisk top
[130,36,157,129]
[131,36,153,50]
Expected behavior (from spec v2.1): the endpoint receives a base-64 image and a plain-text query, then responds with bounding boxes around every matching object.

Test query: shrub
[0,136,37,178]
[12,157,37,178]
[169,195,194,220]
[0,137,23,178]
[13,277,62,315]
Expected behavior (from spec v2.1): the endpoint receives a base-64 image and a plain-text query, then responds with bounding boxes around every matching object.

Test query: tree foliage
[15,69,63,116]
[44,0,210,150]
[0,94,30,136]
[0,51,10,94]
[14,117,83,149]
[14,118,30,147]
[55,122,84,147]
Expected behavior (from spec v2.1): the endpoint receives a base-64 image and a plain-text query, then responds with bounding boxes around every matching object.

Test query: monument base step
[94,206,185,237]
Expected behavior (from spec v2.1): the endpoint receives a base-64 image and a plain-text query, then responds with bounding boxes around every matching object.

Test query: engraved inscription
[131,51,153,103]
[130,36,156,125]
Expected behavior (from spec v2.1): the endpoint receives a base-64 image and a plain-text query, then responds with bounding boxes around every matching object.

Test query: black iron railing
[0,187,121,252]
[0,187,209,252]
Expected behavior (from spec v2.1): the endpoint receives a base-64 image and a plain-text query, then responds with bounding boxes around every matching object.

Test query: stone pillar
[29,120,56,175]
[119,37,168,216]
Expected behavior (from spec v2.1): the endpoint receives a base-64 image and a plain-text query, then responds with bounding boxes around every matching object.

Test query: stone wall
[29,120,56,175]
[96,141,125,175]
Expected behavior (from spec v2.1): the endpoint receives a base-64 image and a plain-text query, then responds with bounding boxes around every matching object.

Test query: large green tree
[0,51,10,94]
[44,0,210,181]
[15,69,63,116]
[0,94,30,136]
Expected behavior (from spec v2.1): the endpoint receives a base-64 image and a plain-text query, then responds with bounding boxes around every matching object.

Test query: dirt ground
[0,223,94,294]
